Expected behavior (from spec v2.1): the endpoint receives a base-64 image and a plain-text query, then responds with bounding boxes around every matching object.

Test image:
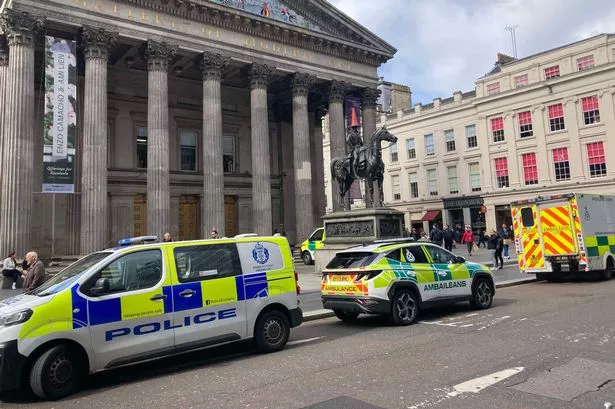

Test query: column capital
[81,26,118,60]
[144,40,177,71]
[0,10,44,47]
[200,51,229,81]
[250,63,274,90]
[328,80,349,103]
[291,72,316,97]
[362,87,381,108]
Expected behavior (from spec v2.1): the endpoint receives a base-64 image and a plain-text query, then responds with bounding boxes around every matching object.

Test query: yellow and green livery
[299,227,324,265]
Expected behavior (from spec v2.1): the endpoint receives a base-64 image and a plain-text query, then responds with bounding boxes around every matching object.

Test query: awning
[422,210,441,222]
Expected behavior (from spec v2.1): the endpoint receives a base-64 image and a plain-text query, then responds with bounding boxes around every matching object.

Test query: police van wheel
[334,310,359,322]
[470,278,494,310]
[302,251,313,265]
[30,345,83,400]
[598,258,614,281]
[255,310,290,353]
[391,289,418,326]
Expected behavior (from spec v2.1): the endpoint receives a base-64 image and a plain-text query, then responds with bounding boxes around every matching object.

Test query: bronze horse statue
[331,126,398,210]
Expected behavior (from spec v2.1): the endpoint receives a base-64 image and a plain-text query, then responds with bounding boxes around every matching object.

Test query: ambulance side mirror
[90,278,110,296]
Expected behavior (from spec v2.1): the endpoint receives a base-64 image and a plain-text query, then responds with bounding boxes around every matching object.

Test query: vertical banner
[43,36,77,193]
[345,97,362,128]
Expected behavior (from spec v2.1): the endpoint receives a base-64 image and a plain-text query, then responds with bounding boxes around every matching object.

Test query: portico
[0,0,395,258]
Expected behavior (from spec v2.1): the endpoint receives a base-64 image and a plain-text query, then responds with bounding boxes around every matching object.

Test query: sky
[328,0,615,104]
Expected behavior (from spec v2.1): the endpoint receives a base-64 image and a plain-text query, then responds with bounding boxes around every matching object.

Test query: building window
[179,130,197,171]
[469,163,481,192]
[514,74,528,88]
[494,157,510,188]
[581,96,600,125]
[445,129,455,152]
[223,135,236,174]
[587,142,607,178]
[390,142,398,162]
[548,103,565,132]
[577,55,594,71]
[406,138,416,159]
[491,117,505,143]
[136,126,147,169]
[553,148,570,181]
[427,169,438,196]
[522,153,538,185]
[425,134,435,156]
[391,175,401,200]
[487,82,500,95]
[544,65,560,79]
[409,172,419,198]
[466,124,477,148]
[518,111,533,138]
[447,166,458,194]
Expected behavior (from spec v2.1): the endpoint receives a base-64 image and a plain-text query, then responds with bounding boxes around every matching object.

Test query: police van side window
[82,250,163,296]
[174,244,242,283]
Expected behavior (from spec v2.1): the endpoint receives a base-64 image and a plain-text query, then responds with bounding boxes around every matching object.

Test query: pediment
[205,0,396,57]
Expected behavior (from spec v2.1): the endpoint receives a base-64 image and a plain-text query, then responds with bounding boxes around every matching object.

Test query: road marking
[447,367,525,397]
[477,316,511,331]
[287,336,324,346]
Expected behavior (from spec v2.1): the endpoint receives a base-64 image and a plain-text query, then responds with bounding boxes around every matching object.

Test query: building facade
[0,0,396,258]
[380,34,615,234]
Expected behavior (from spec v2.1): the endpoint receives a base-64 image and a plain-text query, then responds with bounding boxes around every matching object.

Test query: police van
[0,235,302,400]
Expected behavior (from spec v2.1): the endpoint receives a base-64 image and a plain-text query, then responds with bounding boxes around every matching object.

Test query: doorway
[179,197,199,240]
[225,196,237,237]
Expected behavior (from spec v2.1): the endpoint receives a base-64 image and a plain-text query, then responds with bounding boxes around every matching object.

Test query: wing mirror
[90,277,110,296]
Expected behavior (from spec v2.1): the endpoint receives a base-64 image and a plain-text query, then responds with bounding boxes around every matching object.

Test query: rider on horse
[346,125,363,179]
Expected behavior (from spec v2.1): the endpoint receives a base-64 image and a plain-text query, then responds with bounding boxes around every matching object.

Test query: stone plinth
[314,207,405,273]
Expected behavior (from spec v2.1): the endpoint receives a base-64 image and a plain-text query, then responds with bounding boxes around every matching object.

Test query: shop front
[443,196,485,235]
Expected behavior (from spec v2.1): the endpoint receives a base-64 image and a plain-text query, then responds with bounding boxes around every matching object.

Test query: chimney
[496,53,516,65]
[453,91,462,103]
[433,98,441,109]
[414,102,422,114]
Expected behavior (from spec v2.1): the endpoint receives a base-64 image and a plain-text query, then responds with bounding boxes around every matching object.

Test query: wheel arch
[252,303,291,337]
[386,282,423,306]
[472,272,495,294]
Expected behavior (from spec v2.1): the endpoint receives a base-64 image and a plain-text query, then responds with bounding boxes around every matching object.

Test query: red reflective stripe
[491,117,504,131]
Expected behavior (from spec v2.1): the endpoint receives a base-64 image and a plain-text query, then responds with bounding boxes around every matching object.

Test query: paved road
[3,278,614,408]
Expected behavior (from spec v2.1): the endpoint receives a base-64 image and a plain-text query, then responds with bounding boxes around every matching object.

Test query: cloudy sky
[329,0,615,104]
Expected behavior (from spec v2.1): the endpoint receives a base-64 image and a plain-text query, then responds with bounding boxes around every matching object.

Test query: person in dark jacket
[443,225,454,252]
[488,231,504,270]
[429,224,444,247]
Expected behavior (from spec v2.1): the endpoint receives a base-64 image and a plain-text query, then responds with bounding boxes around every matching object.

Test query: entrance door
[225,196,237,237]
[134,195,147,236]
[179,197,199,241]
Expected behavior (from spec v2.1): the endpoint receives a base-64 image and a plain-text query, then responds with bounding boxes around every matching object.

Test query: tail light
[294,272,300,295]
[576,233,585,251]
[354,270,382,281]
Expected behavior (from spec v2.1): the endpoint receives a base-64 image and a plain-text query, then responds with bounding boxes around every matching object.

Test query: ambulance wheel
[302,251,313,265]
[334,310,359,323]
[254,310,290,353]
[30,344,84,400]
[598,258,614,281]
[470,277,494,310]
[391,288,419,326]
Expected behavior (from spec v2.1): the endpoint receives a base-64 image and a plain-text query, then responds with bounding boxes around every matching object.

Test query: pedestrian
[500,224,511,259]
[443,225,454,252]
[21,251,46,292]
[162,232,173,242]
[494,233,504,270]
[461,225,474,256]
[411,228,421,241]
[429,223,444,247]
[2,251,20,290]
[487,230,499,270]
[478,229,488,248]
[210,229,219,239]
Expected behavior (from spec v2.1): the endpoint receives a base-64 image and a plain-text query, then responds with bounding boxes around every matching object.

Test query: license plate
[328,274,355,282]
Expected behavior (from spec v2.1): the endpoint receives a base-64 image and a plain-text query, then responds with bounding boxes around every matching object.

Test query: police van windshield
[34,252,113,296]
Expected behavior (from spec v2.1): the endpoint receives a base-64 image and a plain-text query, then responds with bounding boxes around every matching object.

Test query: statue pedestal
[314,207,405,273]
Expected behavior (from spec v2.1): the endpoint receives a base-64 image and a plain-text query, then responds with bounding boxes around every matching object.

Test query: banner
[43,36,77,193]
[345,97,362,128]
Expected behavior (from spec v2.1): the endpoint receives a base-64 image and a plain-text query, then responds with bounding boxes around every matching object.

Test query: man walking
[21,252,46,292]
[443,225,454,252]
[429,223,444,247]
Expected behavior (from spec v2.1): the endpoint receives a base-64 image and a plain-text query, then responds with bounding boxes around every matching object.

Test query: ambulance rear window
[521,207,535,227]
[326,252,378,269]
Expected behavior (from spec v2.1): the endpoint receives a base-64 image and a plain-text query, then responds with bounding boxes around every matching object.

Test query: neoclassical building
[0,0,395,258]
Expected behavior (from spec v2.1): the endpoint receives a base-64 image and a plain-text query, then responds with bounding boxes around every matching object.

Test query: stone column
[0,11,44,256]
[144,40,176,238]
[80,27,117,254]
[0,38,8,210]
[249,63,274,235]
[200,51,229,236]
[291,73,316,243]
[362,87,380,208]
[328,80,348,212]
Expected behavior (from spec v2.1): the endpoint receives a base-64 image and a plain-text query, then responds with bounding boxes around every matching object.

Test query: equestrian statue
[331,125,398,211]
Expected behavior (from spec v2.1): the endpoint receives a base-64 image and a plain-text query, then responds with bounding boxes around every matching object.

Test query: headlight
[0,309,33,327]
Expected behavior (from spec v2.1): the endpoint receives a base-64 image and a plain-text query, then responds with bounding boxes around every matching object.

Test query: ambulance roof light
[118,236,159,246]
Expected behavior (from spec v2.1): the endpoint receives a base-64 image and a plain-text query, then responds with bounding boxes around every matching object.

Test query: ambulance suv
[0,235,302,400]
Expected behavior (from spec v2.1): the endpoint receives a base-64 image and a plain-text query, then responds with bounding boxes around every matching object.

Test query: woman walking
[487,231,502,270]
[493,232,504,270]
[461,226,474,256]
[2,251,20,290]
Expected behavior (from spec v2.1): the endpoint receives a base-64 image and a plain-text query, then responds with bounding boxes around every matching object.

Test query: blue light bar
[118,236,159,246]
